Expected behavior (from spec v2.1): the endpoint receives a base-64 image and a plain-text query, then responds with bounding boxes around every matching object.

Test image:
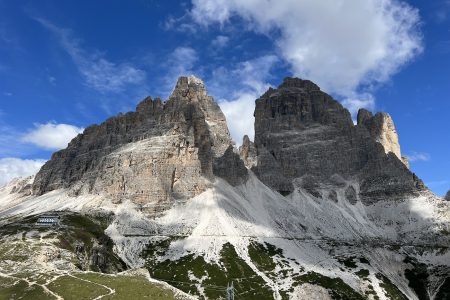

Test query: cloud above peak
[35,18,146,93]
[191,0,423,112]
[22,122,84,150]
[0,158,46,187]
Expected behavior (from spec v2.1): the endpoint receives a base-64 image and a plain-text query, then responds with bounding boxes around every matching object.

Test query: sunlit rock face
[32,76,247,211]
[253,77,425,204]
[239,135,257,168]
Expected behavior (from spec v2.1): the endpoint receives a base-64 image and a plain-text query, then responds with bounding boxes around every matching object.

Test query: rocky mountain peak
[32,76,246,211]
[169,75,207,102]
[278,77,321,91]
[238,135,257,168]
[253,77,425,203]
[357,108,402,161]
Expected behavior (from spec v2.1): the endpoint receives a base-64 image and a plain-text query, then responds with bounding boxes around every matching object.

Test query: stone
[32,76,247,209]
[357,109,403,162]
[328,190,338,203]
[401,156,410,169]
[238,135,257,168]
[213,146,248,186]
[345,185,358,205]
[9,176,34,196]
[445,190,450,201]
[253,77,425,204]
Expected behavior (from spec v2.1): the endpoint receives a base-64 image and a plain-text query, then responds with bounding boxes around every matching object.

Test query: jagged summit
[32,75,426,209]
[278,77,321,91]
[169,75,207,100]
[2,76,450,300]
[357,108,410,166]
[32,76,246,210]
[253,77,424,203]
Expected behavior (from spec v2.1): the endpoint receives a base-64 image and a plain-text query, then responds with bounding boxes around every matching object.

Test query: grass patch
[355,269,370,279]
[47,275,109,300]
[376,273,407,300]
[146,241,274,299]
[435,277,450,300]
[56,213,126,273]
[403,256,429,300]
[338,257,358,269]
[359,257,370,265]
[76,273,177,299]
[0,277,56,300]
[293,271,364,300]
[248,242,279,273]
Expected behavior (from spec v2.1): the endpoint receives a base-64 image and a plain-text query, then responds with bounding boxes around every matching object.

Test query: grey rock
[299,175,322,198]
[253,77,425,204]
[357,109,403,163]
[32,76,247,207]
[238,135,257,168]
[213,146,248,186]
[345,185,358,205]
[9,176,34,196]
[401,156,410,169]
[328,190,338,203]
[445,190,450,201]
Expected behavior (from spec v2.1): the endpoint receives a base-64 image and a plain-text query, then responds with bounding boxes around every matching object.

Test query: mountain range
[0,76,449,300]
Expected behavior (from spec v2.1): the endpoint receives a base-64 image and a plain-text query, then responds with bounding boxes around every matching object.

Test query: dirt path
[0,271,63,300]
[69,273,116,299]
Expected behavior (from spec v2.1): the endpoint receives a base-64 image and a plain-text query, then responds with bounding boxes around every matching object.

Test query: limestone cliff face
[357,109,403,161]
[253,77,425,204]
[32,76,247,211]
[445,190,450,201]
[238,135,257,168]
[32,75,426,208]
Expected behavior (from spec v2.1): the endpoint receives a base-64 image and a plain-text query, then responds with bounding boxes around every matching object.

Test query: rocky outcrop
[238,135,257,168]
[8,176,34,196]
[357,109,403,162]
[32,76,247,209]
[253,77,425,204]
[445,190,450,201]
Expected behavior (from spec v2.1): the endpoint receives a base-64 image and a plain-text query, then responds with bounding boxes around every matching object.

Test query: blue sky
[0,0,449,196]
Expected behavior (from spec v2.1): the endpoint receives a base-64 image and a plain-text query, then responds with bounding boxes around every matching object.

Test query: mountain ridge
[1,76,449,300]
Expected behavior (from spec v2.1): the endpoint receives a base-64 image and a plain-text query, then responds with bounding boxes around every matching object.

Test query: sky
[0,0,449,195]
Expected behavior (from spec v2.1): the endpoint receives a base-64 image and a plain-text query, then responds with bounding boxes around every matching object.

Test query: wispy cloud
[0,157,46,187]
[190,0,423,116]
[405,152,431,162]
[159,46,199,97]
[34,18,146,93]
[211,35,229,49]
[208,55,279,143]
[22,122,84,150]
[161,14,198,33]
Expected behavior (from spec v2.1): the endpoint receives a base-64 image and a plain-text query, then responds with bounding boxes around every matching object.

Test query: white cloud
[209,55,279,144]
[219,92,260,144]
[22,122,84,150]
[0,158,46,187]
[168,47,198,76]
[160,47,199,96]
[211,35,229,48]
[405,152,431,162]
[191,0,422,114]
[35,18,146,93]
[342,93,376,118]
